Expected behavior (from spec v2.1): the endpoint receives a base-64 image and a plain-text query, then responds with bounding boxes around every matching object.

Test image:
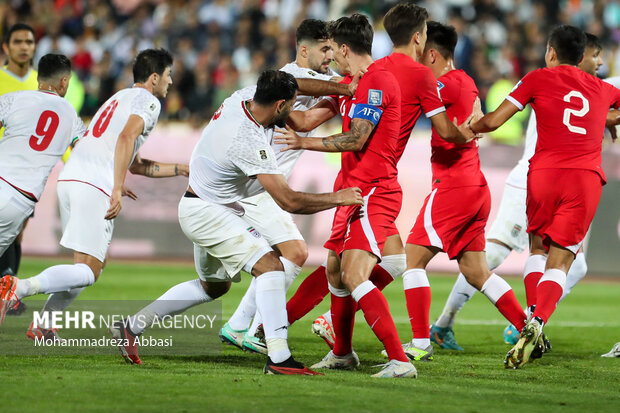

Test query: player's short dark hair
[132,48,173,84]
[296,19,329,45]
[585,32,602,53]
[425,21,458,60]
[384,2,429,47]
[3,22,35,44]
[328,13,373,56]
[548,25,586,66]
[253,70,298,105]
[37,54,71,81]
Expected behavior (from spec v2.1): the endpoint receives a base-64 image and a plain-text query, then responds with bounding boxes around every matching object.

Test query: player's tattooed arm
[130,155,189,178]
[274,118,374,152]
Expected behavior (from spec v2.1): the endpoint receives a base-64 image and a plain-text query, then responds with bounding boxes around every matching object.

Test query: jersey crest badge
[368,89,383,106]
[437,81,445,90]
[511,224,522,239]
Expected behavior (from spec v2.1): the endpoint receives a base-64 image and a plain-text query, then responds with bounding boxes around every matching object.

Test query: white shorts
[0,180,34,255]
[239,191,303,245]
[57,181,114,262]
[486,182,528,252]
[178,196,272,283]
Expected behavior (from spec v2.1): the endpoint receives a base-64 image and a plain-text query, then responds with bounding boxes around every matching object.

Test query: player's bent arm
[430,111,473,144]
[275,118,374,153]
[286,99,339,132]
[105,114,145,220]
[471,99,520,134]
[257,173,363,214]
[295,72,360,97]
[129,154,189,177]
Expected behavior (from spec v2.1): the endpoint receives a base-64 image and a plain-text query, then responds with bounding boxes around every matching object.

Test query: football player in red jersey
[282,3,478,355]
[395,21,527,361]
[470,25,620,369]
[277,13,421,378]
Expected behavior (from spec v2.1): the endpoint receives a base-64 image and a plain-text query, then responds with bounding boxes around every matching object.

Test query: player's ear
[300,44,308,59]
[1,42,7,55]
[150,72,159,86]
[275,99,286,113]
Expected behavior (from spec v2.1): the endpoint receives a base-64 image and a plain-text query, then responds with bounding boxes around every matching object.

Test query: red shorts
[527,168,602,254]
[324,183,402,258]
[407,185,490,259]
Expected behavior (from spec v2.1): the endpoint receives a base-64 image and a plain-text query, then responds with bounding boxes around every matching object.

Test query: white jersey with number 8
[0,90,85,201]
[59,87,161,195]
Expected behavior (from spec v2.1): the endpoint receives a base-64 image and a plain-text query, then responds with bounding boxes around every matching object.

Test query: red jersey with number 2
[508,65,620,183]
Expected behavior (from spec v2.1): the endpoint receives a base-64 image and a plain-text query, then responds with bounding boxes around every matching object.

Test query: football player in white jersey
[0,54,85,323]
[0,49,187,336]
[429,34,613,351]
[111,70,362,374]
[221,19,341,354]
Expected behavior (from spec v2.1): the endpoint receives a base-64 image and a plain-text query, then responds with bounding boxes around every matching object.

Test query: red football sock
[523,254,546,307]
[286,266,328,325]
[524,272,543,308]
[369,264,394,291]
[532,269,566,324]
[402,269,431,339]
[330,293,356,356]
[354,281,408,362]
[481,273,526,330]
[495,290,527,330]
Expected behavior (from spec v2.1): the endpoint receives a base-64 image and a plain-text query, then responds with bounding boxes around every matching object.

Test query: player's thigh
[486,183,528,252]
[57,181,112,263]
[0,181,34,255]
[179,197,272,279]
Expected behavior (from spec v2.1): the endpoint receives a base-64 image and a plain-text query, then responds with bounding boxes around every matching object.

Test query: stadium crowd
[2,0,620,129]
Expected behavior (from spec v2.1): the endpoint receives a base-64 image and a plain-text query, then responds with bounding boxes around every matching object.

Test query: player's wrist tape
[352,104,383,126]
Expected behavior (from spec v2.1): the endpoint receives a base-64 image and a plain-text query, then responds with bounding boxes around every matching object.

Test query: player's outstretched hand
[348,69,366,96]
[336,187,363,206]
[105,187,124,220]
[274,125,303,151]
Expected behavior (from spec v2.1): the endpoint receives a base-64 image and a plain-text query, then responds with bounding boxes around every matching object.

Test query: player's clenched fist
[336,187,363,206]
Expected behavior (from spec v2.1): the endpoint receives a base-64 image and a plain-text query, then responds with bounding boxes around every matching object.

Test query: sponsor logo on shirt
[368,89,383,106]
[256,149,270,162]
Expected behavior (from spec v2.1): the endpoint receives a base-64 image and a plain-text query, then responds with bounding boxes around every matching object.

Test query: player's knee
[251,251,284,276]
[281,242,308,267]
[379,254,406,279]
[201,280,230,298]
[484,241,511,271]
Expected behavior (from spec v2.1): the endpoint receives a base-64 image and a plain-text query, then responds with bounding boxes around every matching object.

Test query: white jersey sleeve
[0,90,83,200]
[59,88,161,195]
[228,126,279,177]
[505,110,537,189]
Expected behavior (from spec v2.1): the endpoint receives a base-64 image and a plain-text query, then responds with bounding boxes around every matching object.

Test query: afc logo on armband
[368,89,383,106]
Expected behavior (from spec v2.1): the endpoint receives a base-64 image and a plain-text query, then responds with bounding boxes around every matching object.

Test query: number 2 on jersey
[91,99,119,138]
[563,91,589,135]
[29,110,60,151]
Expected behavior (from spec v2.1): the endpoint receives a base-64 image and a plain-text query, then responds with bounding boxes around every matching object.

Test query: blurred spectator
[0,0,616,129]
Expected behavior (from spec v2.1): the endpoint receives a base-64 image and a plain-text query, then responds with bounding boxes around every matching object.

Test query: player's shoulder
[443,69,476,89]
[280,62,332,81]
[365,63,400,87]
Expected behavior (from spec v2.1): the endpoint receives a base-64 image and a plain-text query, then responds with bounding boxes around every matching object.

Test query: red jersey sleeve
[507,70,538,110]
[351,70,399,125]
[606,82,620,109]
[419,67,445,117]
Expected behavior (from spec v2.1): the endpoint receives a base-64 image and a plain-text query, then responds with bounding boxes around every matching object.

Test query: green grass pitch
[1,258,619,412]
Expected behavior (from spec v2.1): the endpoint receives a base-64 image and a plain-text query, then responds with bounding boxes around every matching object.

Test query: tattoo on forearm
[144,160,160,177]
[321,119,373,151]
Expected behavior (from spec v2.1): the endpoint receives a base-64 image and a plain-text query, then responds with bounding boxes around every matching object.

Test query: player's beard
[272,107,291,128]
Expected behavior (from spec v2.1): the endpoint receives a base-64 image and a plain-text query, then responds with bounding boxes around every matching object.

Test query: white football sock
[246,257,301,336]
[16,264,95,298]
[227,278,257,331]
[413,338,431,349]
[435,273,478,328]
[559,252,587,302]
[128,279,212,335]
[255,271,290,363]
[38,287,86,328]
[485,241,512,271]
